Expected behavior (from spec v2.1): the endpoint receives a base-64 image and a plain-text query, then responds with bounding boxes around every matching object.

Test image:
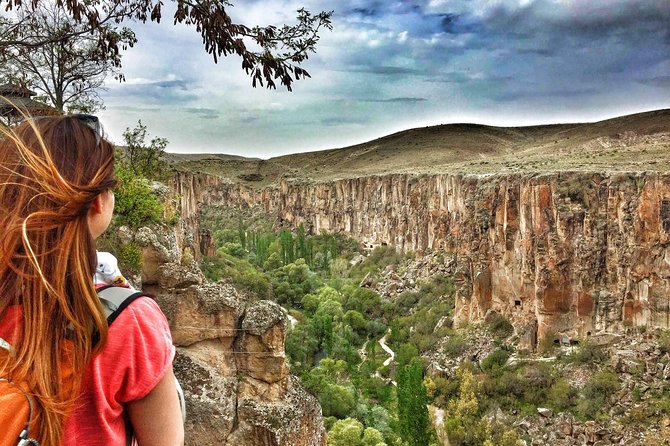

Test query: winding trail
[379,330,395,367]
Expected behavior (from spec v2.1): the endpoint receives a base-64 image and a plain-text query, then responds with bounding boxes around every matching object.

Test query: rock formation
[130,224,326,446]
[172,170,670,349]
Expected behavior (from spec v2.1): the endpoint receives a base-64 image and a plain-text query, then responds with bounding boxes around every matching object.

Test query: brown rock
[175,171,670,349]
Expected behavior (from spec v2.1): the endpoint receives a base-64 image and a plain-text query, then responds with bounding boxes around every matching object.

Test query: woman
[0,115,184,445]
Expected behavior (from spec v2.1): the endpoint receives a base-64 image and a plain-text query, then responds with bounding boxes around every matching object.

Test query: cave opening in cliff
[661,199,670,231]
[514,299,522,307]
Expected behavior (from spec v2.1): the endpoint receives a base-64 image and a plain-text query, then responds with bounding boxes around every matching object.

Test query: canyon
[139,110,670,445]
[170,110,670,351]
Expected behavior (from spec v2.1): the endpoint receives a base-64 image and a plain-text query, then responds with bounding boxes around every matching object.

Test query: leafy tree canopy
[0,2,135,112]
[0,0,333,91]
[118,120,168,180]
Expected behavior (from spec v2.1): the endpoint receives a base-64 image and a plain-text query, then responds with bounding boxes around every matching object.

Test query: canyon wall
[173,171,670,348]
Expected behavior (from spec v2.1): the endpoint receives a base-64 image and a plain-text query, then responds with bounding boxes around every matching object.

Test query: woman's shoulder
[94,295,175,401]
[106,295,172,346]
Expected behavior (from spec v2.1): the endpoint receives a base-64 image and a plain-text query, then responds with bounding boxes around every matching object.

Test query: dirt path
[379,330,395,367]
[430,405,450,446]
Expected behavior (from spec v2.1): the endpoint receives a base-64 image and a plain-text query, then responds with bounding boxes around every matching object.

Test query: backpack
[0,286,184,446]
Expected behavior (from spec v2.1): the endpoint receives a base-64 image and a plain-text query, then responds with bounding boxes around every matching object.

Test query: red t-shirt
[64,296,175,445]
[0,296,175,445]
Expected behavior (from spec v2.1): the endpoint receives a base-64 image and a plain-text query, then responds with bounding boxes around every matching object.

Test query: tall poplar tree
[396,358,430,446]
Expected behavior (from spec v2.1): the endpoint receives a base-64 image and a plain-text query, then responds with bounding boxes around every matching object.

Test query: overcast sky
[99,0,670,158]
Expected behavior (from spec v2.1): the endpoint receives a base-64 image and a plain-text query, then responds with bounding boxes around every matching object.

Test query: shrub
[443,334,468,356]
[222,242,245,258]
[578,370,619,419]
[481,349,511,372]
[486,312,514,339]
[118,242,142,274]
[546,378,578,411]
[567,341,609,365]
[113,165,164,229]
[659,330,670,354]
[320,384,356,418]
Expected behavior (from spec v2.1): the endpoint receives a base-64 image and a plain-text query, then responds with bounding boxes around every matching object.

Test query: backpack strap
[96,286,145,326]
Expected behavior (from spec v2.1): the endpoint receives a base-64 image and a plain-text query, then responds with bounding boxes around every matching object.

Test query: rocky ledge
[130,224,326,446]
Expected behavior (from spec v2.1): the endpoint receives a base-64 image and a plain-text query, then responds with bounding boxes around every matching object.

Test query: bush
[320,384,356,418]
[118,242,142,274]
[546,378,578,411]
[486,312,514,339]
[222,242,245,258]
[443,334,468,356]
[659,330,670,354]
[481,349,511,372]
[567,341,609,365]
[113,165,164,229]
[578,370,619,419]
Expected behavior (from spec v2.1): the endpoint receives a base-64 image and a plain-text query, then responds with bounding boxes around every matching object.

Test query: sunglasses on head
[20,113,103,147]
[70,113,102,147]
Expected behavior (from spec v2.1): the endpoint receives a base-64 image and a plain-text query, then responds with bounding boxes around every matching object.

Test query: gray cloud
[321,116,369,126]
[109,105,162,113]
[354,65,424,75]
[496,87,602,102]
[638,76,670,88]
[106,77,198,103]
[364,97,427,103]
[184,107,221,119]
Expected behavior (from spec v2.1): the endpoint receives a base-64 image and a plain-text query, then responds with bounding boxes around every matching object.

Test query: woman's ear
[89,193,104,215]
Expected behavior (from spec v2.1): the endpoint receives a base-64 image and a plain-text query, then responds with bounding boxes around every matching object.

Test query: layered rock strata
[172,171,670,348]
[131,225,326,446]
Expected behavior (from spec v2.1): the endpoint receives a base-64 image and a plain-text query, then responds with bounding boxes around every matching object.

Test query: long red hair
[0,115,116,445]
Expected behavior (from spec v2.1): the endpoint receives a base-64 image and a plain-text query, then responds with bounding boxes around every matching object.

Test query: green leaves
[118,120,169,180]
[113,163,164,229]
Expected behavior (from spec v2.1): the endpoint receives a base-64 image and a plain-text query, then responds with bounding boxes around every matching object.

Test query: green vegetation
[200,212,669,445]
[118,120,169,181]
[97,122,170,272]
[200,215,457,445]
[113,164,164,229]
[113,121,169,229]
[396,358,430,446]
[118,241,143,274]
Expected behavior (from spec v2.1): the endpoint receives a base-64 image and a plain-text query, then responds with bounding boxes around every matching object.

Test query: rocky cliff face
[173,171,670,349]
[127,224,326,446]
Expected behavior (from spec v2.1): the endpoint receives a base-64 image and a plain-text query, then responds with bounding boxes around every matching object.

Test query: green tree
[362,428,386,446]
[279,229,295,265]
[320,384,356,419]
[0,2,135,112]
[285,323,318,370]
[296,222,307,260]
[396,358,430,446]
[444,369,490,446]
[327,419,387,446]
[119,120,168,180]
[328,418,364,446]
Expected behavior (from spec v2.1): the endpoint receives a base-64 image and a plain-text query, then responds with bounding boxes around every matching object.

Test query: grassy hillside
[170,109,670,187]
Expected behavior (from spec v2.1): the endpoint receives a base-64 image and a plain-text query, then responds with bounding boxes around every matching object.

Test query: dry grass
[170,109,670,187]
